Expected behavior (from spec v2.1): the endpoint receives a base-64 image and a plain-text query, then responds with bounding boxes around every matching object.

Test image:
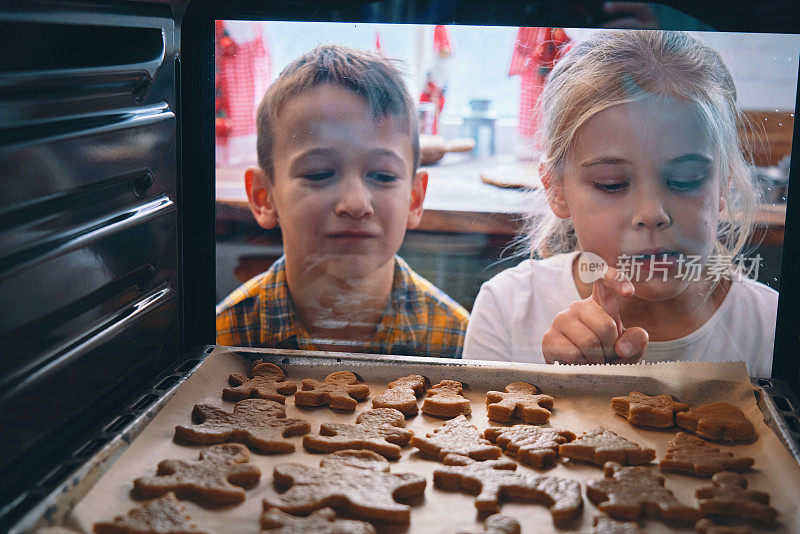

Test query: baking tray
[17,347,800,533]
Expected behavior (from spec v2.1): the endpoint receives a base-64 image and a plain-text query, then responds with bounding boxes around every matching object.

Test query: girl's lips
[630,249,681,258]
[625,251,684,281]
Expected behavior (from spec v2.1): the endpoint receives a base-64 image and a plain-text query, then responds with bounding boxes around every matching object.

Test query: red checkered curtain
[509,27,570,138]
[215,22,272,162]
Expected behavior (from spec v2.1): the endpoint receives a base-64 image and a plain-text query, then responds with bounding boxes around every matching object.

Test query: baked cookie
[484,425,576,468]
[372,374,427,416]
[611,391,689,428]
[295,371,370,412]
[264,449,426,523]
[260,506,376,533]
[174,399,310,453]
[94,492,206,534]
[421,380,471,418]
[387,374,428,394]
[486,382,554,424]
[592,514,641,534]
[695,471,777,525]
[695,518,752,534]
[586,461,702,523]
[411,414,502,461]
[223,362,296,403]
[660,432,754,477]
[133,444,260,505]
[303,408,414,459]
[559,427,655,466]
[433,453,582,521]
[456,514,521,534]
[676,403,755,442]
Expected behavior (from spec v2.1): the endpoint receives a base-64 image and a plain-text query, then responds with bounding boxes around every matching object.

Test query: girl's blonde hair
[527,30,761,261]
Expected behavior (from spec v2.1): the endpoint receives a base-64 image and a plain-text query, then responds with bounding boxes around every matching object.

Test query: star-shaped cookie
[303,408,414,459]
[133,444,261,505]
[264,449,426,523]
[174,398,310,453]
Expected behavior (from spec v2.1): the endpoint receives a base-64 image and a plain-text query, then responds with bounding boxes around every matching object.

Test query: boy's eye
[303,170,334,181]
[367,172,398,184]
[593,181,628,193]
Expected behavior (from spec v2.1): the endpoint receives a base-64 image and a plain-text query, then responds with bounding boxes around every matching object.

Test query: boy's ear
[541,165,571,219]
[245,167,279,229]
[406,170,428,229]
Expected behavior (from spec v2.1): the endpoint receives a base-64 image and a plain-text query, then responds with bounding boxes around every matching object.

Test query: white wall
[566,28,800,112]
[239,22,800,157]
[698,32,800,111]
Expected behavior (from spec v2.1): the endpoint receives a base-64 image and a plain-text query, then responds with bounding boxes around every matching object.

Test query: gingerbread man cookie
[94,493,206,534]
[372,374,427,416]
[421,380,471,418]
[559,427,655,466]
[456,514,521,534]
[223,362,297,403]
[486,382,554,424]
[264,449,426,522]
[133,444,261,505]
[695,471,777,525]
[592,515,641,534]
[676,403,755,442]
[294,371,370,412]
[484,425,576,468]
[174,399,310,453]
[303,408,414,459]
[261,506,376,533]
[586,461,702,523]
[660,432,753,477]
[434,453,583,521]
[611,391,689,428]
[411,414,502,461]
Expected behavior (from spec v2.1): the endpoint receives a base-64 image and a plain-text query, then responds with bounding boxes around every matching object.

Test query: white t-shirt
[463,251,778,377]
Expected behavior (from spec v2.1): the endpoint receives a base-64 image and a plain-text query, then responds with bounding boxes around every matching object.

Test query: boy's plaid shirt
[216,256,469,358]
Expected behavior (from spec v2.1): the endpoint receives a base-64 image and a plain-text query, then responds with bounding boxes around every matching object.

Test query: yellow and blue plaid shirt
[216,256,469,358]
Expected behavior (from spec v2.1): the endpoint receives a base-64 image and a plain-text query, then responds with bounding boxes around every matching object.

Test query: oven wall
[0,0,181,523]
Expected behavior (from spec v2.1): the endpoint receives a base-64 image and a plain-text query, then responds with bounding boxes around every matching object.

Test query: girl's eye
[368,172,398,184]
[303,170,334,181]
[593,181,628,193]
[666,177,705,192]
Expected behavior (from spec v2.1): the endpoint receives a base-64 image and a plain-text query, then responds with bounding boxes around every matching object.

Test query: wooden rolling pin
[420,135,475,165]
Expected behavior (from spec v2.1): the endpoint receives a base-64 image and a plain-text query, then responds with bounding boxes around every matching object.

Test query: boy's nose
[630,193,671,229]
[334,176,374,218]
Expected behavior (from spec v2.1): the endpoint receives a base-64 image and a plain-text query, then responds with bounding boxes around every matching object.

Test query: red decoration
[509,27,571,138]
[434,25,452,57]
[216,116,232,138]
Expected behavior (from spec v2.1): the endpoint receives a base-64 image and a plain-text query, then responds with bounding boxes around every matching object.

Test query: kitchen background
[215,21,799,309]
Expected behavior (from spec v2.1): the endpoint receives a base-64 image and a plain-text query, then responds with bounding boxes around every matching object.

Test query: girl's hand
[542,266,649,364]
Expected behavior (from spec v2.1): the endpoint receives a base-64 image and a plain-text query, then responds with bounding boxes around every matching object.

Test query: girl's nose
[334,176,374,218]
[630,193,671,229]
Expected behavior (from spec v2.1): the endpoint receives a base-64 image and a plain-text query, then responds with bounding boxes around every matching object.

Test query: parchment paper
[66,348,800,533]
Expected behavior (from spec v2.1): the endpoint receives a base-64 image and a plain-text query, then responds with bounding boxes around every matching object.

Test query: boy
[216,45,469,358]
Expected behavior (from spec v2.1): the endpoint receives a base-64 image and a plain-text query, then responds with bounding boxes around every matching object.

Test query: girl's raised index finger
[597,266,635,298]
[591,267,634,335]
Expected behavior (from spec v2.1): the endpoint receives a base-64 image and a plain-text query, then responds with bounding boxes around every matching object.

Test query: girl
[463,30,778,377]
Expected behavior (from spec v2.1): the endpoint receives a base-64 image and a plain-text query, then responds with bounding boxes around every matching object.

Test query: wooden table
[215,152,786,245]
